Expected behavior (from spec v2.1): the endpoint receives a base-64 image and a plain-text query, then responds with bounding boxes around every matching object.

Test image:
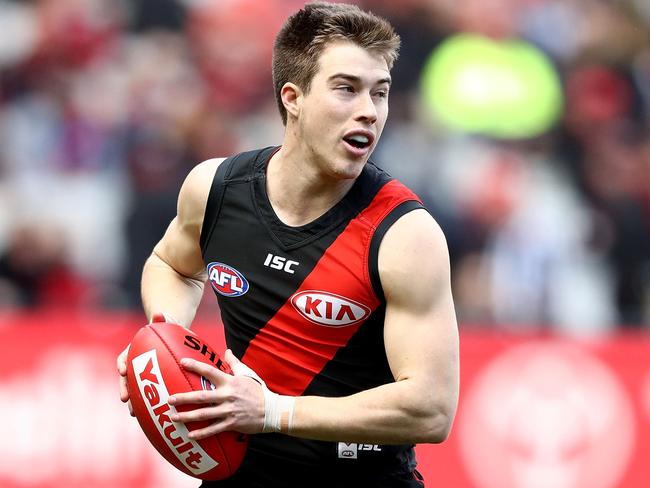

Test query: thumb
[223,349,248,376]
[223,349,240,368]
[224,349,265,385]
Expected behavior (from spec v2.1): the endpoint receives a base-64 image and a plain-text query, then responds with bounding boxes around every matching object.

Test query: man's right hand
[118,313,170,417]
[117,343,134,416]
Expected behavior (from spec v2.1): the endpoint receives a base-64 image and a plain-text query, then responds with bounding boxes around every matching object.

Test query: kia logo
[291,291,370,327]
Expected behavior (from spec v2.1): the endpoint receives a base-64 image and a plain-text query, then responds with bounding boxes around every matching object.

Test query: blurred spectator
[184,0,299,114]
[0,0,648,329]
[129,0,187,32]
[0,223,92,308]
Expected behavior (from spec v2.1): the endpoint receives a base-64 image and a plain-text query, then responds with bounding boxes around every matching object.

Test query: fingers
[120,369,135,416]
[168,355,265,436]
[171,404,225,424]
[180,358,229,383]
[118,344,131,405]
[168,388,218,406]
[120,375,130,403]
[167,359,230,406]
[186,420,232,440]
[117,344,130,376]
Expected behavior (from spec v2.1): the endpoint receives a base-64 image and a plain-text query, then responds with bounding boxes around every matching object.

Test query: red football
[126,322,247,480]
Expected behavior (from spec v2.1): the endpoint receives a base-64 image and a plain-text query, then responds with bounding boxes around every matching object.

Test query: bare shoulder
[378,209,451,306]
[152,158,226,279]
[177,158,226,226]
[378,209,449,272]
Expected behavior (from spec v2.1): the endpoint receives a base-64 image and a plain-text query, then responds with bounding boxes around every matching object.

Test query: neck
[266,144,356,227]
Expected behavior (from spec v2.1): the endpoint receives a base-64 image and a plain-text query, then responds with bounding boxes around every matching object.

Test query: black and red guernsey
[199,146,426,486]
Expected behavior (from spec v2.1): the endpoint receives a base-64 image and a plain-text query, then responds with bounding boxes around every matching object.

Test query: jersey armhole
[199,157,235,256]
[368,200,426,302]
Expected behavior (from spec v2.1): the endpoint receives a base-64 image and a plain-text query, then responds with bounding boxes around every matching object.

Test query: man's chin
[330,159,367,181]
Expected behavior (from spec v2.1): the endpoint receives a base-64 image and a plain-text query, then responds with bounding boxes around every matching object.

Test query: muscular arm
[141,158,224,327]
[172,209,459,444]
[117,158,223,412]
[290,209,459,444]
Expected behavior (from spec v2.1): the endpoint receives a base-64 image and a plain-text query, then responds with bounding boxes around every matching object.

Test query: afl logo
[291,291,370,327]
[207,262,249,297]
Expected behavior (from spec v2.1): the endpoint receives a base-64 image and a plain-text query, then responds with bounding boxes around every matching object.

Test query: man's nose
[354,92,378,124]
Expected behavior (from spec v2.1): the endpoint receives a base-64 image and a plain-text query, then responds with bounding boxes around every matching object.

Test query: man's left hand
[168,350,265,438]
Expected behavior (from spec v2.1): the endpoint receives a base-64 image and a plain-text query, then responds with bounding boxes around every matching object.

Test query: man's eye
[374,91,388,98]
[337,85,355,93]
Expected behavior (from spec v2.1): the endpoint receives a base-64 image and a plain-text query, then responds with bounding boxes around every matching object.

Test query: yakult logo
[291,291,370,327]
[207,262,249,297]
[132,349,219,475]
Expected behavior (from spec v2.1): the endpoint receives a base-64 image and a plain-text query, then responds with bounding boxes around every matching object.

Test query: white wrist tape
[261,389,296,434]
[238,369,295,434]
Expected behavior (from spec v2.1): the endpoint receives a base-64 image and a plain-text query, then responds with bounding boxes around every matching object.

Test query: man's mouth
[342,130,374,151]
[344,134,371,149]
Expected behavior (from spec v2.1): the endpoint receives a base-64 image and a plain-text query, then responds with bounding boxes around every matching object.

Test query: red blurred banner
[0,312,648,487]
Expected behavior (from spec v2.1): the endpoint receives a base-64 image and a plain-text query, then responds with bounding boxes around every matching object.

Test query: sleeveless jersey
[199,146,425,483]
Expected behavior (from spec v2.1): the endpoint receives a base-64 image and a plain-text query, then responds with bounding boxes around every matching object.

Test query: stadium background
[0,0,648,487]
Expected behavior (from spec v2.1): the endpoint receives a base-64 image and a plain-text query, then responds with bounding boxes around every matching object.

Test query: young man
[118,3,459,487]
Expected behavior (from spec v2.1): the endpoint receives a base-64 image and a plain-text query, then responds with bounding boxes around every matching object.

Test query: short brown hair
[272,2,400,125]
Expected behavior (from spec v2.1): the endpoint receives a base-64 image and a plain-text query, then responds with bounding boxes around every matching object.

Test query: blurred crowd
[0,0,648,331]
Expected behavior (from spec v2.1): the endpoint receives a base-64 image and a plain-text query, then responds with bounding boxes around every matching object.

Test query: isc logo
[207,262,249,297]
[291,291,371,327]
[263,253,299,274]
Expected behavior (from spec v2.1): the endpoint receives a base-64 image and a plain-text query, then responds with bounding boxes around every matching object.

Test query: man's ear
[281,82,302,120]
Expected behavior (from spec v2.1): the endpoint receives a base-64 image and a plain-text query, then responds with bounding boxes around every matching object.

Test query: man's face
[294,40,391,181]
